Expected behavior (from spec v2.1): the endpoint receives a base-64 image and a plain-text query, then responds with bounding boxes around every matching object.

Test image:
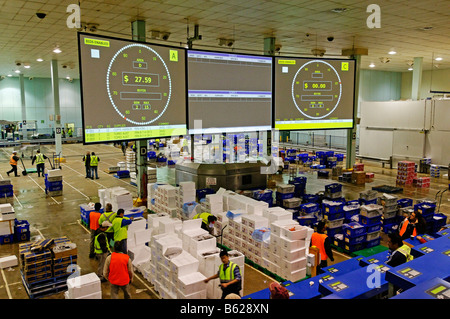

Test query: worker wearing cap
[94,221,112,281]
[111,209,133,254]
[98,203,116,246]
[193,212,217,234]
[204,250,242,299]
[6,151,20,177]
[31,150,48,178]
[386,232,414,267]
[103,241,133,299]
[310,220,334,269]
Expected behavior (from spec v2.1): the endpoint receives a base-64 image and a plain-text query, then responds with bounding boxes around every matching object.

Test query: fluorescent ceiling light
[24,65,31,69]
[388,51,396,55]
[435,57,443,61]
[36,58,43,62]
[369,63,375,68]
[53,47,62,54]
[15,70,20,73]
[408,67,413,71]
[7,74,12,77]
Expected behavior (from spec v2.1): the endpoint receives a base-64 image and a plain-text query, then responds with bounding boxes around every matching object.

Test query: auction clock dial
[106,43,171,125]
[291,60,342,120]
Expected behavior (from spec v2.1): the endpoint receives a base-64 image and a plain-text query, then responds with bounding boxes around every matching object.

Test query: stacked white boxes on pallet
[148,166,157,183]
[152,184,179,218]
[0,204,15,238]
[125,149,136,173]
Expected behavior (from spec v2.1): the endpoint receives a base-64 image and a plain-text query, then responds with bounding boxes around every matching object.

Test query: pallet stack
[352,163,366,185]
[19,237,77,299]
[396,161,416,185]
[45,169,63,196]
[0,203,15,245]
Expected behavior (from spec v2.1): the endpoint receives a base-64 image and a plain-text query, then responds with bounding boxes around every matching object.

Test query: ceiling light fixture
[388,51,396,55]
[435,57,443,61]
[24,64,31,69]
[36,58,43,62]
[369,63,375,68]
[331,8,348,13]
[15,70,20,73]
[53,46,62,54]
[7,74,12,77]
[408,67,413,71]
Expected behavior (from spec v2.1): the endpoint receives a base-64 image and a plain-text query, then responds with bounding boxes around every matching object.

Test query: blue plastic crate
[359,214,382,226]
[116,170,130,177]
[343,222,366,237]
[344,234,366,244]
[433,213,448,229]
[303,194,319,203]
[325,183,342,193]
[14,231,30,242]
[14,219,30,234]
[47,185,63,192]
[296,215,317,227]
[365,238,381,249]
[343,206,360,221]
[196,188,215,200]
[0,190,13,197]
[414,203,436,216]
[397,198,413,208]
[300,202,320,214]
[0,184,13,193]
[322,201,344,214]
[359,198,378,205]
[382,223,399,234]
[365,222,382,233]
[324,211,345,221]
[325,226,343,238]
[275,192,294,200]
[0,234,14,245]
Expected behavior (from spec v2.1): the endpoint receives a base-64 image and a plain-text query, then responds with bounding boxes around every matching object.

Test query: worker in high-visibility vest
[204,250,242,299]
[111,209,133,254]
[310,220,334,269]
[90,151,100,180]
[98,203,116,246]
[31,150,48,177]
[103,241,133,299]
[94,221,112,281]
[6,151,20,177]
[386,232,413,267]
[193,212,217,234]
[398,211,426,240]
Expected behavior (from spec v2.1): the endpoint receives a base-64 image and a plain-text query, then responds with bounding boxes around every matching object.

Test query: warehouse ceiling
[0,0,449,79]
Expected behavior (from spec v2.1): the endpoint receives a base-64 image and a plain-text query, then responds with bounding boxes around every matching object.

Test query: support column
[132,20,148,205]
[263,37,275,158]
[346,54,362,169]
[51,59,62,158]
[19,74,27,140]
[411,57,423,101]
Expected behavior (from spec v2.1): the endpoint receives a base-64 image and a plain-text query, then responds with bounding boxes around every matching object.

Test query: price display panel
[78,33,187,143]
[274,57,355,130]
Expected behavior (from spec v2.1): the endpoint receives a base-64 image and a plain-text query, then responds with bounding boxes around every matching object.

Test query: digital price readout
[274,57,355,130]
[78,33,187,143]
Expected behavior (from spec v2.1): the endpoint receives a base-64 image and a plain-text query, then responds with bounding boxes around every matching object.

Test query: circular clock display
[106,43,172,125]
[291,60,342,120]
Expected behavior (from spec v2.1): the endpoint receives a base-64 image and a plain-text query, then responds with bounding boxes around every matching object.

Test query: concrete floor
[0,142,448,299]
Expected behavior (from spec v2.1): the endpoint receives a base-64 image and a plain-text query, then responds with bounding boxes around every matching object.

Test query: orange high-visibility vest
[399,218,417,237]
[311,232,328,261]
[89,211,101,230]
[9,155,17,166]
[109,252,130,286]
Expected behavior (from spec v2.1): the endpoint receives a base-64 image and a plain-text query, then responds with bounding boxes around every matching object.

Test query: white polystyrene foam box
[155,235,183,255]
[268,210,293,223]
[127,217,146,233]
[179,181,196,190]
[177,272,207,296]
[170,251,200,276]
[67,272,101,299]
[262,206,285,219]
[182,218,202,232]
[134,228,152,246]
[47,169,62,177]
[205,194,222,204]
[281,225,308,241]
[0,255,18,269]
[271,219,298,236]
[0,204,14,214]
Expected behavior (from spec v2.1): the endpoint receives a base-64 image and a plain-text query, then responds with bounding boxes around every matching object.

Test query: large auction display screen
[187,50,272,134]
[78,33,187,143]
[274,57,355,130]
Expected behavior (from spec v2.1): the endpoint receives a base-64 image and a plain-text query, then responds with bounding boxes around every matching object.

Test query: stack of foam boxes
[397,161,416,185]
[45,169,63,196]
[176,182,197,220]
[0,179,13,204]
[98,187,134,213]
[153,184,179,218]
[65,272,102,299]
[275,183,298,208]
[127,216,152,270]
[125,149,136,173]
[379,193,399,228]
[147,166,157,184]
[0,203,15,245]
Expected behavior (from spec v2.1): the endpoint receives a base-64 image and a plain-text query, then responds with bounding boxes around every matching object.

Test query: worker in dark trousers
[82,151,91,179]
[6,151,20,177]
[310,220,334,270]
[31,150,48,177]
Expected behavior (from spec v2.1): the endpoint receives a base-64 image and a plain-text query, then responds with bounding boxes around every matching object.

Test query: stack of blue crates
[44,174,62,194]
[323,200,345,239]
[115,170,130,178]
[296,202,320,226]
[289,176,307,197]
[324,183,343,200]
[342,222,366,252]
[14,219,30,242]
[79,204,104,228]
[415,201,436,233]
